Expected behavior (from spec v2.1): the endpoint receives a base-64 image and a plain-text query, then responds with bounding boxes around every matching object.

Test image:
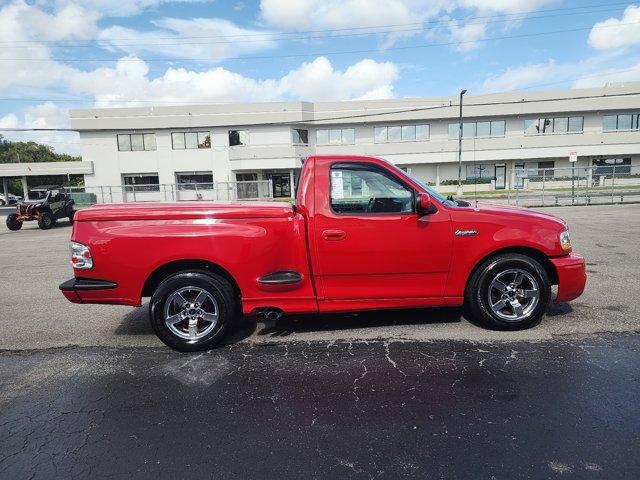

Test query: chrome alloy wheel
[488,268,540,322]
[163,287,219,340]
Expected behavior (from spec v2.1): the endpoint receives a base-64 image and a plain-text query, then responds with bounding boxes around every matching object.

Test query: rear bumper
[59,277,118,304]
[550,253,587,303]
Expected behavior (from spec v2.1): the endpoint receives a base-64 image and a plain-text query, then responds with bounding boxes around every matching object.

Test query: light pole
[457,89,467,196]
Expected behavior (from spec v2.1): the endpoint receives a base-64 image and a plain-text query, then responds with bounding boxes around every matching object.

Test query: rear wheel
[465,253,551,330]
[6,213,22,231]
[149,272,238,351]
[38,211,53,230]
[68,210,76,225]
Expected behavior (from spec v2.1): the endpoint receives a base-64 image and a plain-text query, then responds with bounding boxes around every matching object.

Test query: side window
[330,165,413,214]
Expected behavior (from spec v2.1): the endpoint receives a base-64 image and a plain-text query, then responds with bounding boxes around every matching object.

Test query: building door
[495,165,506,189]
[514,163,525,188]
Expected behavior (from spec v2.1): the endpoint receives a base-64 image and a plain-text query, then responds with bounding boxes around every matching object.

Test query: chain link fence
[55,166,640,209]
[458,164,640,207]
[66,180,273,206]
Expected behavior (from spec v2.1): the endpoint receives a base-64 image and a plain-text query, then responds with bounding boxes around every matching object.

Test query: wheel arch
[465,246,558,295]
[141,259,242,301]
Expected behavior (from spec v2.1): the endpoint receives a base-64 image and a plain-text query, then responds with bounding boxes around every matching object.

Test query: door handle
[322,229,346,241]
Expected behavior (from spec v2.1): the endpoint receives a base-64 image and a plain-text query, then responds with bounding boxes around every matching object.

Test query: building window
[330,164,413,214]
[122,173,159,191]
[229,130,249,146]
[292,128,309,145]
[373,124,430,143]
[175,171,213,190]
[592,158,631,174]
[603,113,640,132]
[448,120,505,139]
[171,131,210,150]
[316,128,355,145]
[117,133,156,151]
[465,164,492,180]
[537,161,555,177]
[524,117,583,135]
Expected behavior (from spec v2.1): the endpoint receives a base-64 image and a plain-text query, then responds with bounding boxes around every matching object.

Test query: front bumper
[550,253,587,303]
[59,277,118,303]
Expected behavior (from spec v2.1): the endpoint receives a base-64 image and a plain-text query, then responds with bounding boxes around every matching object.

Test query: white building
[70,82,640,199]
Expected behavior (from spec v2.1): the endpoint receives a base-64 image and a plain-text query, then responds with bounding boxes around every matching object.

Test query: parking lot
[1,203,640,479]
[0,203,639,350]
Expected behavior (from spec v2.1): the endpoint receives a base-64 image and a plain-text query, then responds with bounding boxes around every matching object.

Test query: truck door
[313,159,453,305]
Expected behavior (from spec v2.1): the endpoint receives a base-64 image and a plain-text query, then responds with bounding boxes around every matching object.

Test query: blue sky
[0,0,638,153]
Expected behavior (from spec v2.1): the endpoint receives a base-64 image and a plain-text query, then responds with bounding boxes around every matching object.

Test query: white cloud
[278,57,399,101]
[588,5,640,51]
[459,0,555,14]
[260,0,452,34]
[481,60,556,92]
[66,55,399,105]
[481,55,640,92]
[0,102,81,155]
[0,114,20,129]
[572,62,640,89]
[49,0,216,17]
[447,19,486,51]
[99,17,278,63]
[259,0,557,49]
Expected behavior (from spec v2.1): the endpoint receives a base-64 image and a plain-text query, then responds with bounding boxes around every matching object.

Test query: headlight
[559,230,572,251]
[70,241,93,269]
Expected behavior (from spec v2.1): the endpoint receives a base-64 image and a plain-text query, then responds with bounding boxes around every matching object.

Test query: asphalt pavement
[1,203,639,479]
[1,335,639,479]
[0,204,639,350]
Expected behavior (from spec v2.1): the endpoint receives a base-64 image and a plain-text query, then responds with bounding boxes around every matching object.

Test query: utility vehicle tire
[38,212,54,230]
[6,214,22,231]
[465,253,551,330]
[149,272,238,351]
[68,210,76,225]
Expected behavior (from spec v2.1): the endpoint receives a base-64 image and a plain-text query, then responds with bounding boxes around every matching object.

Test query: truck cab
[61,155,586,351]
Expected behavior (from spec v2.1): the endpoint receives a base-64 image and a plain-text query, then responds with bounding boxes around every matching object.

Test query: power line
[2,20,637,64]
[0,1,628,46]
[2,91,639,135]
[0,4,626,49]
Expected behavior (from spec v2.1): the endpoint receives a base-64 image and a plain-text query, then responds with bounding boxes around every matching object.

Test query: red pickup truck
[60,155,586,350]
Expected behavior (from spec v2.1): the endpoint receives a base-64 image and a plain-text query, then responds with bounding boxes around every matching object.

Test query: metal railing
[65,180,273,205]
[456,164,640,207]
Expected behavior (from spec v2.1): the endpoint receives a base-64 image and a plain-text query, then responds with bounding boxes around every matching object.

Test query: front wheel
[149,272,238,351]
[68,210,76,225]
[6,213,22,231]
[38,211,53,230]
[465,253,551,330]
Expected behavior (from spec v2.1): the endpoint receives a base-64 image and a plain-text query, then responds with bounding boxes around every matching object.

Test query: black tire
[465,253,551,330]
[0,199,5,206]
[6,213,22,231]
[149,272,238,351]
[38,211,53,230]
[68,210,76,225]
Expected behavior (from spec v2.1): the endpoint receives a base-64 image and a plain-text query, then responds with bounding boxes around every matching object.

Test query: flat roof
[69,82,640,131]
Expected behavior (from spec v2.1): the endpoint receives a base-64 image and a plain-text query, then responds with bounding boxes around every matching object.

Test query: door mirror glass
[416,192,434,214]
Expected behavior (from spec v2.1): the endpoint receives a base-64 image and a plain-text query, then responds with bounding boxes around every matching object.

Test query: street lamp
[457,89,467,196]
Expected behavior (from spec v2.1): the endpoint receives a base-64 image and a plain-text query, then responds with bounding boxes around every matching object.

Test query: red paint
[62,155,586,315]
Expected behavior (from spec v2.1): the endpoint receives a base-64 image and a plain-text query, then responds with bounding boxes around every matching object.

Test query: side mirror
[416,192,434,215]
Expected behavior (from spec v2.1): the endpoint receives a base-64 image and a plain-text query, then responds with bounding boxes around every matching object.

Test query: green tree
[0,135,80,164]
[0,135,83,195]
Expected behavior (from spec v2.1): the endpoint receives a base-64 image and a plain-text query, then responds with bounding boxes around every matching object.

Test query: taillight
[70,241,93,269]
